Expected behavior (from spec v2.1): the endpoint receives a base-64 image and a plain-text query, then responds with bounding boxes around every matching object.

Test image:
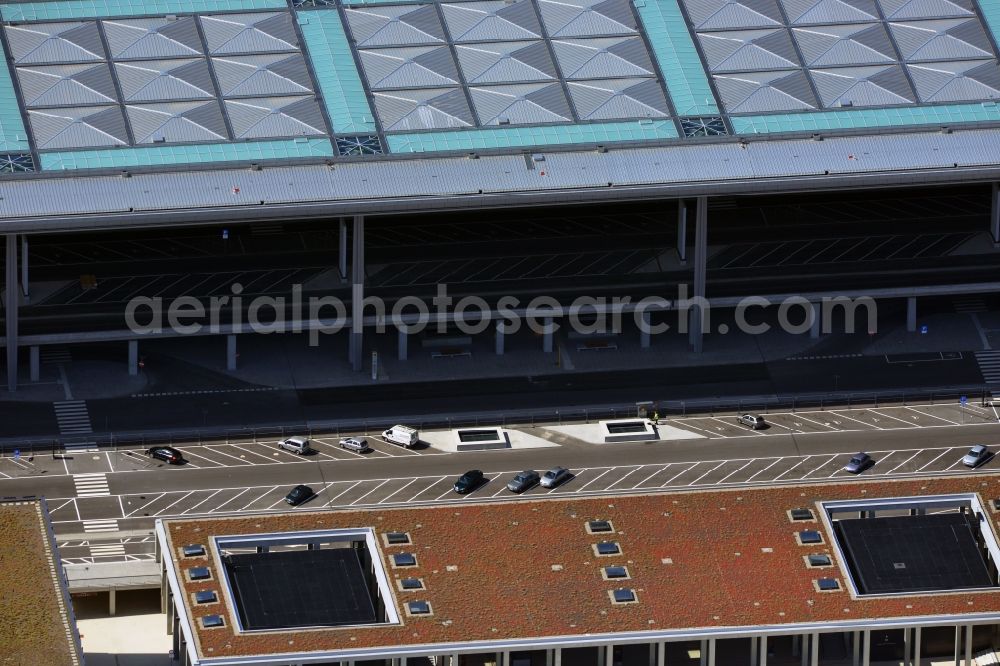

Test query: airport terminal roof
[2,0,1000,227]
[0,498,83,666]
[160,474,1000,663]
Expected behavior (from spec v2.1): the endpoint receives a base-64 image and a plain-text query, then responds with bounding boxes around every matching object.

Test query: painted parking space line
[237,486,280,512]
[657,462,699,486]
[688,459,751,485]
[791,412,844,430]
[230,445,291,465]
[685,461,729,486]
[884,450,925,474]
[176,449,228,468]
[666,419,720,437]
[797,454,839,479]
[323,481,366,507]
[711,418,762,437]
[122,493,167,518]
[180,489,224,515]
[631,464,670,488]
[311,439,375,459]
[904,406,959,425]
[582,466,640,492]
[381,478,423,503]
[352,480,393,505]
[824,411,883,429]
[869,409,921,427]
[406,477,446,503]
[742,457,786,482]
[773,456,815,481]
[717,459,757,484]
[190,446,254,466]
[606,465,657,491]
[916,448,958,472]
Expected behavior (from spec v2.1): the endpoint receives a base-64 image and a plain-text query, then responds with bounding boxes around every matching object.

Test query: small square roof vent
[587,520,613,533]
[188,567,211,581]
[790,509,814,521]
[611,588,637,604]
[393,553,417,567]
[807,554,832,568]
[595,541,621,556]
[400,578,423,590]
[194,590,217,604]
[182,544,205,557]
[386,532,410,545]
[798,530,823,545]
[201,615,224,628]
[604,565,629,579]
[817,578,840,592]
[407,601,431,615]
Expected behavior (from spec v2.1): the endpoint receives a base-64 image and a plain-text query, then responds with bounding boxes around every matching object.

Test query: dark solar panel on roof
[194,590,217,604]
[588,520,613,533]
[188,566,210,580]
[596,542,620,555]
[386,532,410,544]
[817,578,840,591]
[201,615,224,628]
[393,552,417,566]
[613,588,636,603]
[790,509,814,521]
[400,578,423,590]
[223,548,377,630]
[834,512,996,595]
[605,566,628,579]
[183,544,205,557]
[408,601,430,615]
[808,554,832,567]
[799,530,822,544]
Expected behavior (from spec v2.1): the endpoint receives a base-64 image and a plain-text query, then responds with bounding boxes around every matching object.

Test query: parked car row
[841,445,992,474]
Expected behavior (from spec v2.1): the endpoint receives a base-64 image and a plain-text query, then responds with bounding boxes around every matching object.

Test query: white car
[277,436,311,455]
[540,467,571,489]
[339,437,371,453]
[962,445,990,468]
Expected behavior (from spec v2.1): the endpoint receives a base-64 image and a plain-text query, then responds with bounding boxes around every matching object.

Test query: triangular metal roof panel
[714,70,818,111]
[115,59,216,102]
[539,0,638,37]
[551,37,655,78]
[470,82,572,123]
[200,13,298,55]
[212,54,313,97]
[17,63,117,107]
[347,6,446,46]
[567,78,669,119]
[877,0,974,20]
[793,24,896,66]
[456,41,556,83]
[699,30,801,72]
[28,105,128,149]
[781,0,880,24]
[909,59,1000,101]
[224,97,327,139]
[374,88,474,130]
[5,22,106,64]
[360,47,461,89]
[685,0,784,30]
[811,64,915,105]
[126,101,228,143]
[889,19,993,61]
[102,17,203,60]
[442,1,542,41]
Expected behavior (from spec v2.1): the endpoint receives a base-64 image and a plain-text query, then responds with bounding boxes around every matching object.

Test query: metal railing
[0,385,993,457]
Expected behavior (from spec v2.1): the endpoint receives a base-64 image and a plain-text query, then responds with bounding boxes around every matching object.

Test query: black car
[146,446,184,464]
[507,470,540,493]
[285,484,314,506]
[453,470,485,494]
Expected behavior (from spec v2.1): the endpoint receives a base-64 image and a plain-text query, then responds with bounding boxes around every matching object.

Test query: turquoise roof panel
[731,101,1000,133]
[634,0,721,116]
[39,137,334,170]
[386,119,677,152]
[0,0,287,22]
[298,10,378,135]
[0,57,29,151]
[978,0,1000,50]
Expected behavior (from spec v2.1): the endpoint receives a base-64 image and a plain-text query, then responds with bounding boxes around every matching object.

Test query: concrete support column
[128,340,138,376]
[700,639,708,666]
[810,303,821,339]
[597,645,607,666]
[398,328,408,361]
[800,634,808,666]
[677,199,688,263]
[640,310,651,348]
[451,653,459,666]
[914,626,921,666]
[657,642,665,666]
[907,296,917,332]
[546,649,554,666]
[500,650,509,666]
[992,182,1000,246]
[109,588,116,616]
[903,627,911,666]
[6,233,18,392]
[605,645,613,666]
[29,345,38,382]
[495,321,505,355]
[954,625,962,664]
[965,625,973,665]
[226,335,237,371]
[861,630,870,666]
[707,638,715,666]
[760,635,767,666]
[792,635,800,658]
[554,648,562,666]
[648,642,657,666]
[542,317,554,353]
[689,196,707,353]
[810,633,818,666]
[852,631,860,666]
[349,215,365,372]
[20,235,28,302]
[339,218,348,280]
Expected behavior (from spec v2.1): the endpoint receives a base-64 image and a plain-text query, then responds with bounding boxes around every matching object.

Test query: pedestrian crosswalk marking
[74,473,110,498]
[81,519,119,533]
[54,400,92,435]
[955,296,989,313]
[975,350,1000,385]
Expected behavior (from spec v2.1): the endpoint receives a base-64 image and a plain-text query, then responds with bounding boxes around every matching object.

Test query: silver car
[540,467,571,489]
[278,436,311,455]
[844,452,873,474]
[738,414,766,429]
[339,437,371,453]
[962,445,990,468]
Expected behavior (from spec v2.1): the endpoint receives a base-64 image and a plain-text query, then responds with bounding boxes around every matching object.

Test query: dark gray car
[843,452,873,474]
[285,484,314,506]
[507,470,540,493]
[540,467,571,489]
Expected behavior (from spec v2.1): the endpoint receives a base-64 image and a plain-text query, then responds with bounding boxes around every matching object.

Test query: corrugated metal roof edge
[1,125,999,232]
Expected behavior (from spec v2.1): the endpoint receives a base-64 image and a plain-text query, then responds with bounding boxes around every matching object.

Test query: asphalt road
[4,401,999,564]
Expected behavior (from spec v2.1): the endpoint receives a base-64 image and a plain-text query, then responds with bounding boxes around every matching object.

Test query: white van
[382,425,418,448]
